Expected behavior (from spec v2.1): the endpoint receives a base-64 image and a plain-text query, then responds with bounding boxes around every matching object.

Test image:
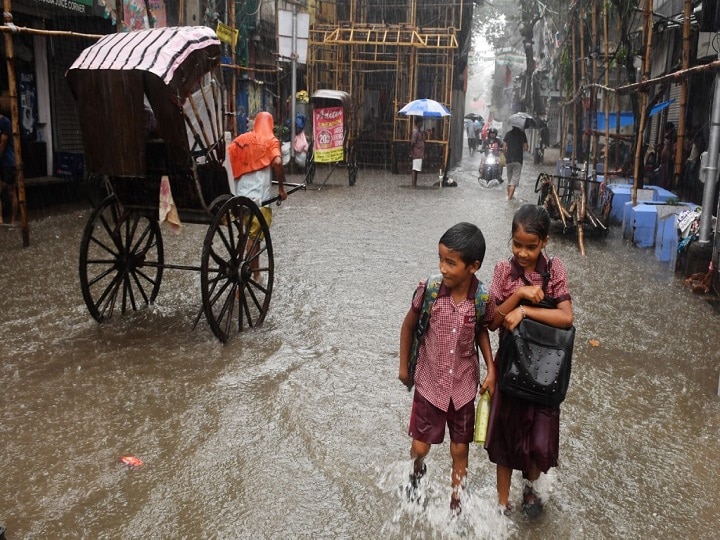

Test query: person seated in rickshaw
[228,111,288,282]
[478,128,504,177]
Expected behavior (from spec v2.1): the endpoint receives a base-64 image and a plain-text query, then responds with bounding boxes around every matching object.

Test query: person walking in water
[485,204,574,517]
[502,126,528,201]
[399,222,495,516]
[410,116,425,188]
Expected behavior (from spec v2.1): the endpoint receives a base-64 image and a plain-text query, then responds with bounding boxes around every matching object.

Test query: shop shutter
[667,83,682,127]
[49,38,86,152]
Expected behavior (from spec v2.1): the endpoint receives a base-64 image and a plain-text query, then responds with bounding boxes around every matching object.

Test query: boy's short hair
[439,222,486,267]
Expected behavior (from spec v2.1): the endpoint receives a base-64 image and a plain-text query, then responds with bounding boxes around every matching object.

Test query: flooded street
[2,152,720,538]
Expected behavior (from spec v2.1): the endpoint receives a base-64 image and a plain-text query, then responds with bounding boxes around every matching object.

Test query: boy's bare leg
[410,439,430,472]
[450,441,469,511]
[411,170,417,188]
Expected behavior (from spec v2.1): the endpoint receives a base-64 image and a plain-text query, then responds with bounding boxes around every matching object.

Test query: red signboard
[312,106,344,163]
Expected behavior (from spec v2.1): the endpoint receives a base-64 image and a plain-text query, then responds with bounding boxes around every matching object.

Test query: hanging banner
[216,22,239,47]
[123,0,167,30]
[19,70,37,139]
[312,107,344,163]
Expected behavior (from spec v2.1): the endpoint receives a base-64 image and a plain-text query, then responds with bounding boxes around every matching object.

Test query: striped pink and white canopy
[66,26,223,177]
[68,26,221,91]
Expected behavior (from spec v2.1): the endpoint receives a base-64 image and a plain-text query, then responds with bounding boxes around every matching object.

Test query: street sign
[278,10,309,64]
[216,22,239,47]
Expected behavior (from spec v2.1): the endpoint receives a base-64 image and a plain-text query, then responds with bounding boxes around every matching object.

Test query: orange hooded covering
[228,111,281,179]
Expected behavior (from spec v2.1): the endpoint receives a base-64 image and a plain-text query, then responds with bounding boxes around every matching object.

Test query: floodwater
[2,151,720,538]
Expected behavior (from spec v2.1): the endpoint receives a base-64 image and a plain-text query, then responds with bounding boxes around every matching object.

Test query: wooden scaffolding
[307,0,461,173]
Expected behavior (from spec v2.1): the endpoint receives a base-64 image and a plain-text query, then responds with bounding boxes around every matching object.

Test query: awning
[595,99,675,131]
[68,26,221,92]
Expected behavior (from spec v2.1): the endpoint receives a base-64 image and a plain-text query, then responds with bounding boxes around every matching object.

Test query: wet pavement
[1,149,720,538]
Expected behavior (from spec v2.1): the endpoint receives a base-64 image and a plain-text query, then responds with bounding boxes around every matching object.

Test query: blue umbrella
[398,98,451,117]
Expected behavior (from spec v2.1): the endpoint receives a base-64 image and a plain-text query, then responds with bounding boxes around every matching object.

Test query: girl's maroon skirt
[484,380,560,476]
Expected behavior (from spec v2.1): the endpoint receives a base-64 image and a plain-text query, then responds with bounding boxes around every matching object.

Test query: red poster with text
[312,107,344,163]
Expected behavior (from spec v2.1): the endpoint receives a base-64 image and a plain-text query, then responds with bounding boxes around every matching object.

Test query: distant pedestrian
[466,120,477,156]
[410,116,425,188]
[474,118,483,142]
[503,126,528,200]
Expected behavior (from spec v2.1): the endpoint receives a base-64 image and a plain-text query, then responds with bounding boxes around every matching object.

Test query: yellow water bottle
[474,391,491,445]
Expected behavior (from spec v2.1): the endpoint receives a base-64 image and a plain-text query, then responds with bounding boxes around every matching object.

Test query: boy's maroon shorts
[408,391,475,444]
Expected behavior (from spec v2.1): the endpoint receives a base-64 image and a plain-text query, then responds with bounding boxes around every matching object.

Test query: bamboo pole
[117,0,125,33]
[143,0,155,29]
[565,58,720,97]
[603,0,610,180]
[3,5,28,246]
[615,51,622,169]
[558,6,565,158]
[579,8,587,163]
[673,0,692,190]
[616,59,720,94]
[632,0,654,206]
[571,20,578,165]
[577,179,587,257]
[229,0,236,137]
[0,25,103,39]
[220,63,279,74]
[591,131,633,141]
[590,1,599,177]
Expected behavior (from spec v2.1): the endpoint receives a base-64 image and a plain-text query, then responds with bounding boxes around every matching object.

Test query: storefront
[2,0,115,178]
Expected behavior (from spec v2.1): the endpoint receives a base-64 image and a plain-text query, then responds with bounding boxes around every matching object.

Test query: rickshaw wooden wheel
[200,196,274,343]
[79,194,164,323]
[305,142,315,185]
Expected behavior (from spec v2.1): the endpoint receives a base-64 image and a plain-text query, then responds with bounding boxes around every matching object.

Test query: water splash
[378,460,515,538]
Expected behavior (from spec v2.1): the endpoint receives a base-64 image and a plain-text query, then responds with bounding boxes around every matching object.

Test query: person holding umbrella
[398,99,450,187]
[503,125,528,201]
[410,116,425,188]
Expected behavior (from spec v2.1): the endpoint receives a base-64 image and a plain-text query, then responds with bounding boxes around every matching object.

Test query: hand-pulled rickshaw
[304,90,358,188]
[67,26,302,343]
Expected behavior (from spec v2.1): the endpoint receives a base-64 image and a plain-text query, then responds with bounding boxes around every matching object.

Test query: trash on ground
[120,455,144,468]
